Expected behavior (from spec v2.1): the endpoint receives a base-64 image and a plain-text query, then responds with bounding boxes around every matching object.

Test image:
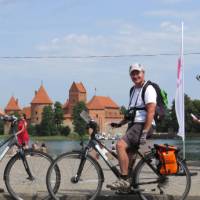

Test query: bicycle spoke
[47,152,103,200]
[134,154,191,200]
[4,150,55,200]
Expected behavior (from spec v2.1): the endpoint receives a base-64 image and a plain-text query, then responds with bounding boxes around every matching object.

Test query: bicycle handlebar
[80,111,98,137]
[0,115,18,123]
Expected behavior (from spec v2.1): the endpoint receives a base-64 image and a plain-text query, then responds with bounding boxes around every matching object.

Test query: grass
[0,132,89,142]
[0,134,9,140]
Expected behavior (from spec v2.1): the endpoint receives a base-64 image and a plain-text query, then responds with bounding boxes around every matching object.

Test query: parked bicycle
[0,115,60,200]
[46,111,191,200]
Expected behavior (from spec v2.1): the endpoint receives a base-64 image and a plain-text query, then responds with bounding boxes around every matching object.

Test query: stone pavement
[0,193,199,200]
[0,154,199,200]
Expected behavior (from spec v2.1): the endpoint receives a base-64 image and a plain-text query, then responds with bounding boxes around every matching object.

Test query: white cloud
[37,22,181,58]
[160,21,181,32]
[36,20,200,67]
[144,9,200,20]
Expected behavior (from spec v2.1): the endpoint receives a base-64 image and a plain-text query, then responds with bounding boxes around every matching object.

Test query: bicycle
[46,111,191,200]
[0,115,60,200]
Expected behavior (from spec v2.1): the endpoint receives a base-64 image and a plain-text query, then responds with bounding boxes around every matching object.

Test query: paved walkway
[0,152,199,200]
[0,193,199,200]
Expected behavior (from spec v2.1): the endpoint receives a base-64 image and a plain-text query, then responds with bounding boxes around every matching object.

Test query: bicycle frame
[0,134,16,161]
[76,135,163,184]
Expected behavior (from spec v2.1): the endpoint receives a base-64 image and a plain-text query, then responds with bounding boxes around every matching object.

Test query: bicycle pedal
[130,187,144,193]
[115,189,132,195]
[106,185,130,192]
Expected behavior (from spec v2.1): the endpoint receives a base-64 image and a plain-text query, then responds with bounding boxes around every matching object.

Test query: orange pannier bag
[155,144,179,175]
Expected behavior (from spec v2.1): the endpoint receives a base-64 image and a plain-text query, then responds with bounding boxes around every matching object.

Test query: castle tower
[68,82,87,115]
[31,84,53,125]
[4,96,21,134]
[5,96,21,115]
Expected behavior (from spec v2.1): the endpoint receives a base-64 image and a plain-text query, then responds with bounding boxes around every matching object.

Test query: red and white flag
[175,22,185,142]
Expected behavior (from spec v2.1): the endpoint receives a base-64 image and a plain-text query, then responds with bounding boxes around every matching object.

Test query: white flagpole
[181,21,186,159]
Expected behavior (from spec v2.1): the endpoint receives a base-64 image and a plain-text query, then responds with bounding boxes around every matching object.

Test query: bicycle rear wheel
[4,149,60,200]
[46,151,104,200]
[133,153,191,200]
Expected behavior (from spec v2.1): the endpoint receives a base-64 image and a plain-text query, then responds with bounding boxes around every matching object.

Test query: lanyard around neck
[129,81,146,109]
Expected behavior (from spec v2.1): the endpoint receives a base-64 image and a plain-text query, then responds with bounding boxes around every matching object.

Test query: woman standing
[17,113,30,148]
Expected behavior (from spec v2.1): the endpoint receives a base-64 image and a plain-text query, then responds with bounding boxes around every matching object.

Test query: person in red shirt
[17,113,30,149]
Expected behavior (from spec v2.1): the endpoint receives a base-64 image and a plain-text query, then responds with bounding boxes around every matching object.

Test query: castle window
[35,111,38,115]
[96,114,98,118]
[36,117,39,121]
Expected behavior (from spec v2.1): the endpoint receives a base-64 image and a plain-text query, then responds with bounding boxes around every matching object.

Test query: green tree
[170,99,179,133]
[40,106,56,136]
[169,94,200,134]
[0,120,4,135]
[190,99,200,133]
[156,108,171,132]
[120,106,127,115]
[28,124,37,136]
[72,101,88,136]
[184,94,194,133]
[54,101,64,129]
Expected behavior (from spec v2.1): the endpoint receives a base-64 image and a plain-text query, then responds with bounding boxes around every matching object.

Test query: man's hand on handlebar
[110,122,122,128]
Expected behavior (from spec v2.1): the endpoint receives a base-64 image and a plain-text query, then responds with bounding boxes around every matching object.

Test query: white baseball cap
[129,63,145,75]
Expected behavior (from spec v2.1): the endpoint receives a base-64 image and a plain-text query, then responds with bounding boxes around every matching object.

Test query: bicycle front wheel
[4,149,60,200]
[133,153,191,200]
[46,151,104,200]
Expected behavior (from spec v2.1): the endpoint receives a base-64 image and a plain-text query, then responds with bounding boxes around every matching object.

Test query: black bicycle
[46,111,191,200]
[0,115,60,200]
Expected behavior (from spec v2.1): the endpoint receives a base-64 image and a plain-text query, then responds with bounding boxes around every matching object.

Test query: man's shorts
[122,123,154,152]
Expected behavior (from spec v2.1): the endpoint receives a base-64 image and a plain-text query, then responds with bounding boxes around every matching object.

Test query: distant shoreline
[0,133,89,142]
[152,132,200,139]
[0,132,199,142]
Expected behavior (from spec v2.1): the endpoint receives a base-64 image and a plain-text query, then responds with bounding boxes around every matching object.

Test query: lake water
[38,137,200,161]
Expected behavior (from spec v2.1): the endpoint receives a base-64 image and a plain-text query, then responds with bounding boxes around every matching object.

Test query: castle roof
[70,82,86,93]
[22,106,31,120]
[5,96,21,112]
[87,96,119,110]
[31,85,53,104]
[63,99,69,109]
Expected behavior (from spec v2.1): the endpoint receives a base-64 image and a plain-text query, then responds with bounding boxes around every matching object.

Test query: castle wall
[31,104,52,125]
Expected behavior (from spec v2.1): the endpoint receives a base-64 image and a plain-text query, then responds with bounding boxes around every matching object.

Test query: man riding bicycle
[107,63,157,190]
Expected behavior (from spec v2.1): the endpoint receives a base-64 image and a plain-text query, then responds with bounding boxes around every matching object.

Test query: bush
[28,124,37,136]
[60,126,71,136]
[28,124,42,136]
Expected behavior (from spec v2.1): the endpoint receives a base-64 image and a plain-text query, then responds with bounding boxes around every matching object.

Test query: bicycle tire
[46,151,104,200]
[4,149,61,200]
[133,153,191,200]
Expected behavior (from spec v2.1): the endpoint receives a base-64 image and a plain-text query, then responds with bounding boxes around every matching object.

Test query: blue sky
[0,0,200,109]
